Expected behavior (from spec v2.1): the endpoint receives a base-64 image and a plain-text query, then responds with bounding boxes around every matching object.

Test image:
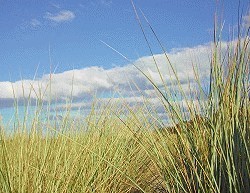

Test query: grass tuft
[0,2,249,192]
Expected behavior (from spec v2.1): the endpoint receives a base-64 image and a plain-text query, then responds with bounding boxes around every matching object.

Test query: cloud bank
[0,42,217,111]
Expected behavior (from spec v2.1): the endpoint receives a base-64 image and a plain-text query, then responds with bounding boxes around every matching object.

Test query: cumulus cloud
[44,10,75,23]
[0,42,219,112]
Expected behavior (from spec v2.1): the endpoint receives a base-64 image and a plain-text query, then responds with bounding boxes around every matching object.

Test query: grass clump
[0,102,165,192]
[0,3,249,193]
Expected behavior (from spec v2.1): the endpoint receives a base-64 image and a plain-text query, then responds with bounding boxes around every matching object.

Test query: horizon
[0,0,250,124]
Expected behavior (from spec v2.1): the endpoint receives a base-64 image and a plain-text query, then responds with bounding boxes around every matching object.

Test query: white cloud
[44,10,75,23]
[0,42,220,111]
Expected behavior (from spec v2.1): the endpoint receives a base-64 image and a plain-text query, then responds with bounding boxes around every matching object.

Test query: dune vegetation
[0,4,249,193]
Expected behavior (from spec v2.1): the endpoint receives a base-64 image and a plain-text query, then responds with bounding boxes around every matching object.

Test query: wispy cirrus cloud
[30,19,42,28]
[100,0,112,6]
[44,10,75,23]
[21,9,75,30]
[79,0,112,8]
[20,18,42,30]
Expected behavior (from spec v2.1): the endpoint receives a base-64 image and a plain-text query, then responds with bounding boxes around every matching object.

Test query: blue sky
[1,0,247,81]
[0,0,250,122]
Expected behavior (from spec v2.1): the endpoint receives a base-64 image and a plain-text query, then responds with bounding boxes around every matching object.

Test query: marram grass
[0,7,249,193]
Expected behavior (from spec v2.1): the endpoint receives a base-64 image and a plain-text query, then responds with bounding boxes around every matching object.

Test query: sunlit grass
[0,2,249,193]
